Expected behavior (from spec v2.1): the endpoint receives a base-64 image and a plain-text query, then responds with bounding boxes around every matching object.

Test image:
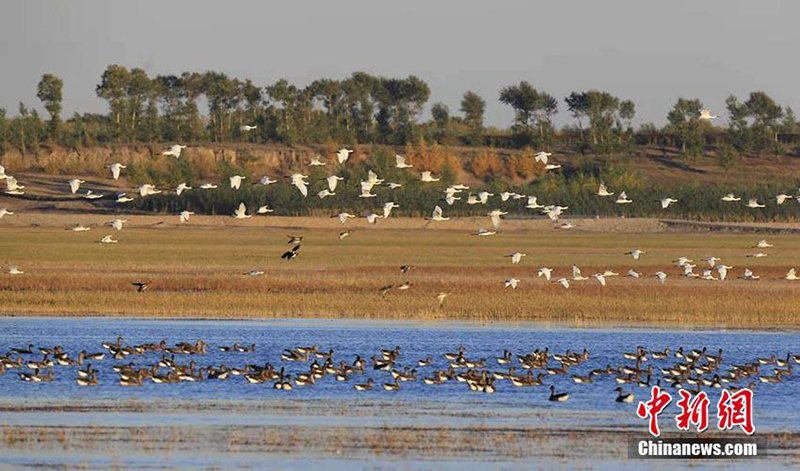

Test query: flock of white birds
[1,123,799,296]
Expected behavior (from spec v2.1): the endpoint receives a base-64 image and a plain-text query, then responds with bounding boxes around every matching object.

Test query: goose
[776,194,792,205]
[116,193,134,203]
[472,227,496,236]
[746,198,765,208]
[478,191,494,204]
[325,175,344,192]
[5,176,25,194]
[107,219,127,231]
[338,230,350,240]
[615,387,634,403]
[229,175,246,189]
[704,256,721,267]
[602,269,619,277]
[233,203,251,219]
[335,148,353,164]
[383,379,400,391]
[572,372,595,384]
[308,155,326,166]
[10,344,34,355]
[525,196,544,209]
[108,163,126,180]
[354,378,374,390]
[593,273,606,287]
[674,257,693,267]
[290,174,309,197]
[0,165,5,178]
[179,211,194,223]
[721,193,741,202]
[0,208,14,219]
[359,184,377,198]
[199,183,218,190]
[162,144,187,158]
[76,372,99,386]
[785,268,799,281]
[365,213,382,224]
[755,239,773,248]
[746,253,767,258]
[700,269,718,281]
[99,235,118,244]
[500,191,513,201]
[287,235,303,244]
[715,264,732,281]
[317,189,335,199]
[138,184,161,197]
[333,212,356,224]
[537,267,554,281]
[699,109,718,120]
[8,266,24,275]
[561,267,584,283]
[597,182,614,197]
[533,151,552,164]
[444,194,460,205]
[429,205,449,221]
[486,208,507,227]
[68,179,85,194]
[506,252,526,264]
[393,154,414,169]
[544,164,561,171]
[682,264,698,277]
[387,182,402,189]
[436,292,449,307]
[549,385,569,402]
[282,245,301,260]
[84,190,104,200]
[626,249,646,260]
[366,170,384,186]
[660,197,678,209]
[258,176,277,186]
[397,281,412,291]
[615,191,633,204]
[555,277,570,289]
[741,268,760,280]
[172,183,191,195]
[257,206,273,214]
[383,202,400,219]
[420,171,440,182]
[240,124,257,131]
[627,269,641,278]
[132,282,149,292]
[504,278,520,289]
[465,194,481,205]
[655,271,668,284]
[244,270,265,276]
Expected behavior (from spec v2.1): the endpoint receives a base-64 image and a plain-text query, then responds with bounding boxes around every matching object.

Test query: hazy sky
[2,0,798,126]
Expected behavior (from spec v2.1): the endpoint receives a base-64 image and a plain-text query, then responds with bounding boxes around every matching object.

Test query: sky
[2,0,798,127]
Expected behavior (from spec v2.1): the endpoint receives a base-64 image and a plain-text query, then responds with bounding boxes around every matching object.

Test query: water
[0,317,797,470]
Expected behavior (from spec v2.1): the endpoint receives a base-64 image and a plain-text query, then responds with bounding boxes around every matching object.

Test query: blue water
[0,317,797,432]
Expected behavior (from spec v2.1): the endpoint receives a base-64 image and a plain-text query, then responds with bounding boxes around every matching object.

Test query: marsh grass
[0,215,799,327]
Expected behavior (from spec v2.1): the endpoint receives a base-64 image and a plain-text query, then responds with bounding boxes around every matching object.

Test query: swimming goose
[615,387,634,403]
[76,371,99,386]
[549,385,569,402]
[383,379,400,391]
[354,378,374,390]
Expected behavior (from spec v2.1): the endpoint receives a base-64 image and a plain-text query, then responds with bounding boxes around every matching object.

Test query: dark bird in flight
[282,245,301,260]
[287,235,303,244]
[132,282,150,292]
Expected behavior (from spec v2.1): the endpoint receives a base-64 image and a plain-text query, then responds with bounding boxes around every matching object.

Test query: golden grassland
[0,214,799,327]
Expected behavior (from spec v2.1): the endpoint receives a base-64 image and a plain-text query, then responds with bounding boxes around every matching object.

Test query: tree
[431,102,450,127]
[666,98,705,157]
[460,91,485,145]
[96,64,131,137]
[725,91,785,153]
[565,90,628,149]
[36,74,63,136]
[499,81,557,146]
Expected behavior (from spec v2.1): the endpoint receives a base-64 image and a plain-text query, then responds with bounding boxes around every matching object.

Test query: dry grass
[0,213,799,327]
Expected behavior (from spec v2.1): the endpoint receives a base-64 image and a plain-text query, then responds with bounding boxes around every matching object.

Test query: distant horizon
[2,1,798,127]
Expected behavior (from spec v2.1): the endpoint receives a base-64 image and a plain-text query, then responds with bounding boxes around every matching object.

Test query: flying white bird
[175,183,192,195]
[324,175,344,192]
[533,151,552,164]
[421,171,440,182]
[699,109,718,120]
[84,190,104,200]
[776,194,792,205]
[387,182,402,189]
[627,269,641,279]
[746,253,767,258]
[365,212,382,224]
[429,205,449,221]
[785,268,799,281]
[473,227,497,236]
[572,266,589,281]
[715,264,732,281]
[721,193,741,202]
[627,249,646,260]
[108,163,126,180]
[336,148,353,164]
[661,197,678,209]
[593,273,606,287]
[544,164,561,171]
[500,192,513,202]
[229,175,246,190]
[504,278,520,289]
[233,203,251,219]
[602,269,619,277]
[8,266,24,275]
[317,189,335,199]
[556,278,570,289]
[99,235,118,244]
[240,125,257,132]
[741,268,760,281]
[704,256,721,267]
[138,184,161,197]
[506,252,527,264]
[366,170,384,186]
[538,267,554,281]
[290,174,309,197]
[465,194,481,205]
[258,176,277,186]
[0,165,6,178]
[0,208,14,219]
[179,211,194,223]
[69,179,85,194]
[597,182,614,197]
[674,257,693,267]
[162,144,187,158]
[257,206,273,214]
[616,191,633,204]
[700,270,718,281]
[334,212,356,224]
[746,198,765,208]
[488,209,507,229]
[383,202,400,219]
[655,271,668,284]
[108,219,127,231]
[478,191,494,204]
[526,196,544,209]
[755,239,773,248]
[445,194,461,205]
[116,193,134,203]
[359,184,377,198]
[395,154,413,168]
[309,155,326,166]
[70,225,91,232]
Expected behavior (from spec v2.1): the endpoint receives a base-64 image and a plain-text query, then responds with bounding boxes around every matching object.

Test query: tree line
[0,65,798,158]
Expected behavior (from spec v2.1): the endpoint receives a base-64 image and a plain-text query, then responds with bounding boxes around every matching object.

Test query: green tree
[36,73,63,137]
[499,81,557,146]
[666,98,705,157]
[96,64,131,138]
[460,91,485,145]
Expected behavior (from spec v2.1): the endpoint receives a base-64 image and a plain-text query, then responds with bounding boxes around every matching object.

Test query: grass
[0,214,799,327]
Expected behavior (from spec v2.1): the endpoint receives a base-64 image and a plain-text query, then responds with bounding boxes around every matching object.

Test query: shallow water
[0,317,797,470]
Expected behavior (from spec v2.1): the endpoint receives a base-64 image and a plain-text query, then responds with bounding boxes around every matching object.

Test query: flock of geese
[1,337,797,404]
[1,144,799,297]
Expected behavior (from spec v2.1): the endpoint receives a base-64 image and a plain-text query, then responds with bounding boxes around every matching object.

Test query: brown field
[1,213,799,327]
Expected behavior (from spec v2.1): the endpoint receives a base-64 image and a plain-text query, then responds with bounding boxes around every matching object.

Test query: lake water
[0,317,798,470]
